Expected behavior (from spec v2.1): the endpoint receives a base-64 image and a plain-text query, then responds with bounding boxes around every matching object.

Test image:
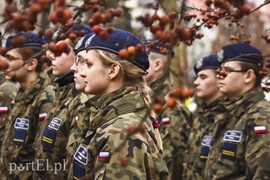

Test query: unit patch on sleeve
[48,117,62,131]
[223,130,242,142]
[74,145,88,165]
[201,135,213,147]
[14,118,29,130]
[13,118,30,146]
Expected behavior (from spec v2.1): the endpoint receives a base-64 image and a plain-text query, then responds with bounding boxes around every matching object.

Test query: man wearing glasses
[1,31,55,179]
[204,43,270,179]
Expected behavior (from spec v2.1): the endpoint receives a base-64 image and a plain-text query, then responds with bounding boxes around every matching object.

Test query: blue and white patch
[201,135,213,147]
[196,58,203,69]
[75,37,84,50]
[48,118,62,131]
[217,49,224,62]
[223,130,242,142]
[85,34,95,48]
[14,118,29,130]
[74,146,88,165]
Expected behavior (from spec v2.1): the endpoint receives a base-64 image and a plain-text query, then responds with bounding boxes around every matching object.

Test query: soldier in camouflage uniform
[69,29,169,179]
[66,38,99,179]
[143,39,192,180]
[0,71,18,176]
[204,43,270,179]
[182,54,231,179]
[0,32,55,179]
[0,72,18,148]
[33,24,92,179]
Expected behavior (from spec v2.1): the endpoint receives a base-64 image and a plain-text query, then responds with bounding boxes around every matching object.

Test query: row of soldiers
[0,23,269,180]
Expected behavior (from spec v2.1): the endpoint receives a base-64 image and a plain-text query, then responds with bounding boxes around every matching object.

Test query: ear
[244,69,255,84]
[27,58,38,71]
[153,58,164,72]
[108,63,121,80]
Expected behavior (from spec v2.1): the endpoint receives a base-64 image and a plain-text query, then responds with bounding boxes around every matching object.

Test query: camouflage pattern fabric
[204,86,270,179]
[70,86,170,180]
[150,72,192,180]
[66,95,99,179]
[1,71,55,180]
[0,73,18,178]
[0,73,18,148]
[182,96,230,180]
[34,72,88,179]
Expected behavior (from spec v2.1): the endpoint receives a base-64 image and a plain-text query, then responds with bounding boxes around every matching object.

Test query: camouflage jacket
[182,96,230,180]
[71,86,170,180]
[34,71,88,179]
[67,95,99,179]
[151,72,192,180]
[1,71,55,179]
[204,86,270,179]
[0,73,18,147]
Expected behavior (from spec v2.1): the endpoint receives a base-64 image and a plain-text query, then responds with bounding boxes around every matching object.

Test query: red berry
[92,25,103,35]
[119,49,129,59]
[0,60,9,70]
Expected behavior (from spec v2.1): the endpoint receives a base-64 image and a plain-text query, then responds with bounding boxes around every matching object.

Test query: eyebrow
[5,54,16,59]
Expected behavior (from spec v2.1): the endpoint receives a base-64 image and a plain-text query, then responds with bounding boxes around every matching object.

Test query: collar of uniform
[89,86,146,129]
[201,95,226,112]
[0,73,5,84]
[150,71,173,97]
[223,86,265,118]
[54,71,74,87]
[15,71,52,103]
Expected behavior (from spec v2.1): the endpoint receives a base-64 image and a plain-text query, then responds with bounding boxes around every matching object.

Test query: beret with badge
[74,29,149,71]
[5,31,44,51]
[142,39,175,58]
[217,43,263,65]
[193,54,220,75]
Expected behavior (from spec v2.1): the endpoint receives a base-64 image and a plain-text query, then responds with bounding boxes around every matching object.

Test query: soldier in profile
[1,31,55,179]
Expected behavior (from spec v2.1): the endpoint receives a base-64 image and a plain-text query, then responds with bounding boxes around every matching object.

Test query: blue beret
[5,31,43,51]
[217,43,263,64]
[142,39,174,58]
[194,54,220,75]
[74,29,149,71]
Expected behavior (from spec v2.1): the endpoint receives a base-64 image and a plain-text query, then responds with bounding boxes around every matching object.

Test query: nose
[70,63,77,72]
[193,77,199,86]
[80,68,87,78]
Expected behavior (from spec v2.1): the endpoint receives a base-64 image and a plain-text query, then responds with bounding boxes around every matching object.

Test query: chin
[196,92,204,98]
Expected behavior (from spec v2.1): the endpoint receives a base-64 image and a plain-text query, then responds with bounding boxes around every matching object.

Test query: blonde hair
[94,49,163,148]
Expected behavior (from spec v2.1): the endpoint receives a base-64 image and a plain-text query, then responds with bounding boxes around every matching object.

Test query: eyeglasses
[216,68,248,78]
[75,56,91,68]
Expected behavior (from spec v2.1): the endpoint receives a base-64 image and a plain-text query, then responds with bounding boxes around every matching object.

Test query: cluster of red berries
[3,0,52,32]
[88,7,123,26]
[48,41,70,57]
[144,40,171,56]
[118,44,145,61]
[92,25,115,41]
[152,87,195,113]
